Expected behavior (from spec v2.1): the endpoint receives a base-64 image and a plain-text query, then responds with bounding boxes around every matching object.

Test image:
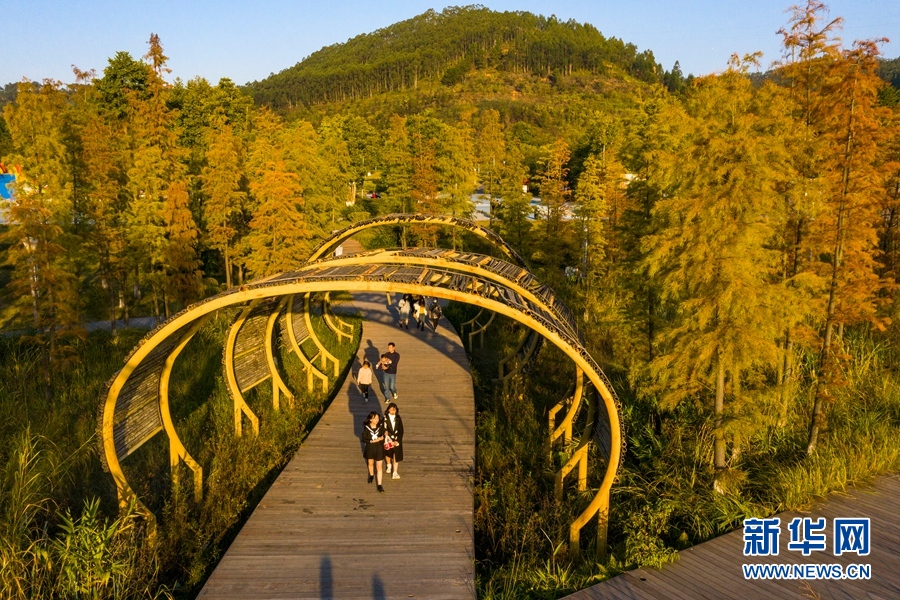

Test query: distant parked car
[368,192,381,199]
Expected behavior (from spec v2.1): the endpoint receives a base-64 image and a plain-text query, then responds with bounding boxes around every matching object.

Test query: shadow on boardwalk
[200,293,475,599]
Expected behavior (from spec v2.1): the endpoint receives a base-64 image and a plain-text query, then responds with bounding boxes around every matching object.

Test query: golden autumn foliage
[0,4,898,597]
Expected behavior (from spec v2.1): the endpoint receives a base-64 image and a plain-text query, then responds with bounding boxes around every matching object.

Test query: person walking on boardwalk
[398,294,410,329]
[378,342,399,400]
[357,359,374,402]
[383,402,404,480]
[361,411,386,492]
[376,353,391,397]
[429,299,442,331]
[415,300,428,331]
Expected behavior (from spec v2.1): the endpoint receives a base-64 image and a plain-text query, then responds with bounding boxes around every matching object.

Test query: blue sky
[4,1,898,86]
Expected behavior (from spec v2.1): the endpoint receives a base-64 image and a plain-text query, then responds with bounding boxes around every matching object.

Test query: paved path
[200,293,475,599]
[565,474,900,600]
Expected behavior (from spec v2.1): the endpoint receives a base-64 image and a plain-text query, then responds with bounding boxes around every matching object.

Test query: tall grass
[0,429,166,599]
[0,302,362,598]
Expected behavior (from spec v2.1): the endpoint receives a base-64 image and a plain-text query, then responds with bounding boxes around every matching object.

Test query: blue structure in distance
[0,173,14,200]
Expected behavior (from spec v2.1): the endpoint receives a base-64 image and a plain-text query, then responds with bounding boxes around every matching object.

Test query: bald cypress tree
[202,112,246,288]
[243,111,315,277]
[620,92,688,364]
[126,33,185,319]
[644,57,793,491]
[475,109,506,227]
[496,142,531,253]
[538,138,571,238]
[381,115,412,247]
[804,39,891,453]
[162,180,203,311]
[1,81,83,401]
[409,132,440,246]
[777,2,893,453]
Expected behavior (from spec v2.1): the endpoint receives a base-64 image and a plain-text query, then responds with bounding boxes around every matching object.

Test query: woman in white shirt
[357,360,374,402]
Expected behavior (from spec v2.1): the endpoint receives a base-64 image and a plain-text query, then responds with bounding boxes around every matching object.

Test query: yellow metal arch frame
[307,213,527,267]
[304,293,339,376]
[282,294,330,393]
[100,252,623,558]
[468,311,495,349]
[322,292,353,343]
[224,298,296,437]
[314,247,577,337]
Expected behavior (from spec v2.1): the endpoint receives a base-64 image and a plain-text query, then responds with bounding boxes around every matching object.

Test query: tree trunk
[809,180,848,454]
[778,332,794,427]
[713,357,726,493]
[646,288,655,362]
[152,284,160,322]
[730,367,741,464]
[225,246,232,289]
[808,76,857,455]
[109,284,117,334]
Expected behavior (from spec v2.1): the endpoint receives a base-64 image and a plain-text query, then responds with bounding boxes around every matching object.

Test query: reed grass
[0,302,362,598]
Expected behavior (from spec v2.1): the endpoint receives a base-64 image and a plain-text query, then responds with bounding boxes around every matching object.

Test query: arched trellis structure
[99,217,624,558]
[307,213,528,267]
[310,215,553,384]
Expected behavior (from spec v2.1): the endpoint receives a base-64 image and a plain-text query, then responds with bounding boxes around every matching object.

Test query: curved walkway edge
[199,293,475,599]
[565,474,900,599]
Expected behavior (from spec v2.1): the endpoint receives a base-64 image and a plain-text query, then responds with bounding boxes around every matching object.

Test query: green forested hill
[245,6,662,109]
[880,56,900,86]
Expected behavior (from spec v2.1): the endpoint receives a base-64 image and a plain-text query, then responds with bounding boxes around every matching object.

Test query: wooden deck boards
[200,293,475,599]
[565,474,900,600]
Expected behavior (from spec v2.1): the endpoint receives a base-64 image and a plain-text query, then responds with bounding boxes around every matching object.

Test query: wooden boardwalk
[565,474,900,600]
[200,292,475,599]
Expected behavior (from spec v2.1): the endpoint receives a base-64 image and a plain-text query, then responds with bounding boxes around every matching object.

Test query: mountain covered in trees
[245,6,663,109]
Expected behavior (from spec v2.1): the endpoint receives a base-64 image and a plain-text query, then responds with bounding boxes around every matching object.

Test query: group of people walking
[398,294,442,331]
[354,297,439,492]
[355,342,399,403]
[360,403,404,493]
[357,342,405,493]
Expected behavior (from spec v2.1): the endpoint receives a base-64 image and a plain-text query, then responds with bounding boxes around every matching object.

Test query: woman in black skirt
[360,411,386,492]
[383,402,404,479]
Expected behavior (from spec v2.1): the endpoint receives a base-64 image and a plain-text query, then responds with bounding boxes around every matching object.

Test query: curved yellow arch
[282,294,330,393]
[99,250,622,558]
[307,213,527,267]
[319,248,578,338]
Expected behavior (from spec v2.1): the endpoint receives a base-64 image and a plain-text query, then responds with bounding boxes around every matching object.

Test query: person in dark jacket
[383,402,404,479]
[378,342,399,400]
[429,299,442,331]
[360,411,386,492]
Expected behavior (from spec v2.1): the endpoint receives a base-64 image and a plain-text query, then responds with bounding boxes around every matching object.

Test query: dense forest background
[1,2,899,598]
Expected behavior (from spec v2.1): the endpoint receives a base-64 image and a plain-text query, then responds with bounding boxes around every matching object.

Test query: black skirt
[364,441,385,461]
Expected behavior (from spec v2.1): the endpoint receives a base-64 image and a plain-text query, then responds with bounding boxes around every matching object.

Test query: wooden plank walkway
[200,292,475,599]
[565,474,900,600]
